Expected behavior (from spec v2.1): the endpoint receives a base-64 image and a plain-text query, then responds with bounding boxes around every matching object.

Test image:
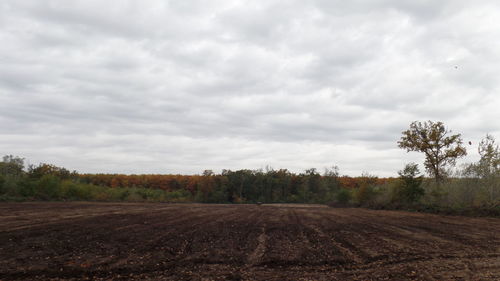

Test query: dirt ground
[0,203,499,280]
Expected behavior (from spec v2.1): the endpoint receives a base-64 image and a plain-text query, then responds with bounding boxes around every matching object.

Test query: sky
[1,0,500,176]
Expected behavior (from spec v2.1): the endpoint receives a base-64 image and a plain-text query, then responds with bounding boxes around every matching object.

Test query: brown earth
[0,202,499,280]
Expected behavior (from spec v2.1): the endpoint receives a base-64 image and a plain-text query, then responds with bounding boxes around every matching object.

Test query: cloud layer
[1,0,500,176]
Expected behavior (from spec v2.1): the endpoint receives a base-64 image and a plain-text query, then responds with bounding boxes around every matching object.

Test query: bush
[393,163,425,204]
[336,188,352,204]
[0,175,24,196]
[35,175,61,200]
[126,192,145,202]
[164,189,192,202]
[354,185,377,206]
[0,175,4,194]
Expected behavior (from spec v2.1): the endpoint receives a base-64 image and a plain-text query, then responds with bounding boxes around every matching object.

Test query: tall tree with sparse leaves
[398,121,467,184]
[477,134,500,177]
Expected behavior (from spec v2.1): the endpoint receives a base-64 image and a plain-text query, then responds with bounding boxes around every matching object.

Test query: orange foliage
[80,174,394,192]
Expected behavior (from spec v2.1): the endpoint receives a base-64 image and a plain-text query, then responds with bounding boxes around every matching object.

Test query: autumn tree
[398,121,466,184]
[27,163,74,180]
[354,172,378,205]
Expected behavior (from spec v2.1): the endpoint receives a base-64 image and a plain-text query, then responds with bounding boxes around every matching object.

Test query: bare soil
[0,202,499,280]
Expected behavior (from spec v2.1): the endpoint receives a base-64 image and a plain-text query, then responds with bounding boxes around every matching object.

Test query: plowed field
[1,203,499,280]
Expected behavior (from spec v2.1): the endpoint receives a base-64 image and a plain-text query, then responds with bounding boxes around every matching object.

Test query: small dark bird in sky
[469,141,472,145]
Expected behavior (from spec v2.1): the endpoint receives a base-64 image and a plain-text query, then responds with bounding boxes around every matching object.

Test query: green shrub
[336,188,352,204]
[393,163,425,204]
[1,175,23,196]
[126,192,145,202]
[164,189,192,202]
[35,175,61,200]
[0,175,4,194]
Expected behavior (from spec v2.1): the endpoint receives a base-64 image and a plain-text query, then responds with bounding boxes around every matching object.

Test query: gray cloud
[1,0,500,176]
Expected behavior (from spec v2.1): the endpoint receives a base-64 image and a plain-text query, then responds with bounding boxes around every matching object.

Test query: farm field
[0,203,499,280]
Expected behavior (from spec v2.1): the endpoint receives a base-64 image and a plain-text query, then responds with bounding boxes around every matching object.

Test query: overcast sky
[1,1,500,176]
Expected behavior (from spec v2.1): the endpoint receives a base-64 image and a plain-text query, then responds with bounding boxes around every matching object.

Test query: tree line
[0,158,392,203]
[1,120,499,215]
